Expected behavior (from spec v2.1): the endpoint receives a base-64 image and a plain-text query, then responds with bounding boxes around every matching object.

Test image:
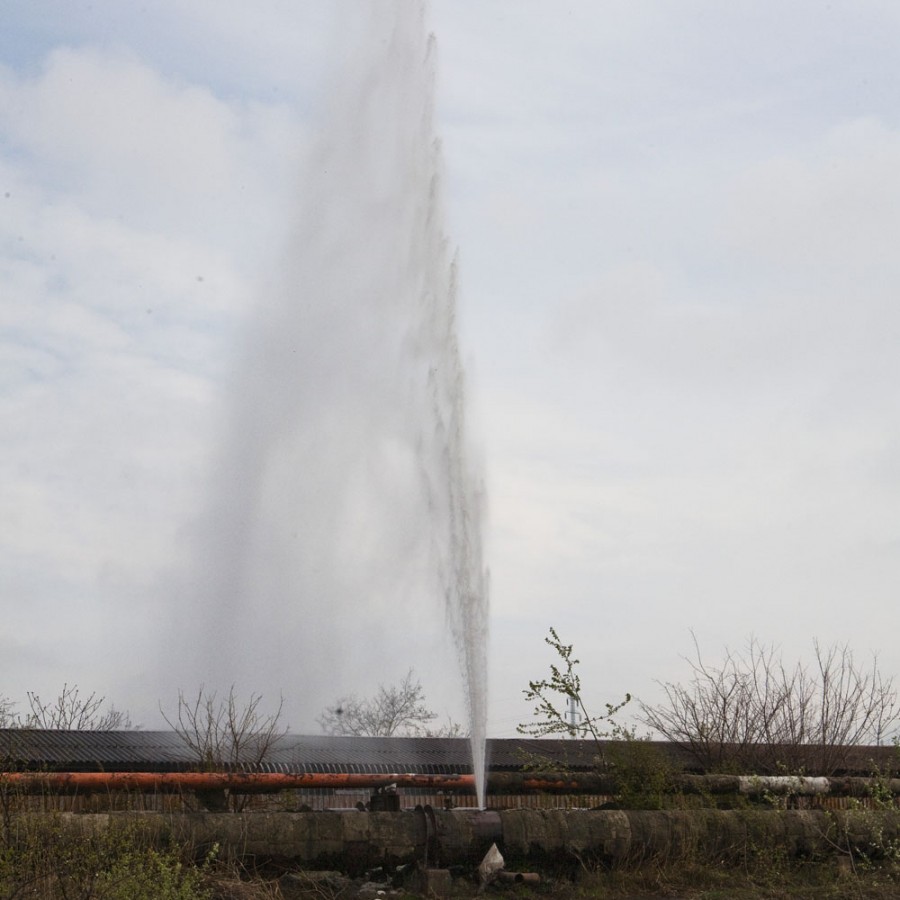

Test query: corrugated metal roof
[0,731,605,774]
[0,731,890,776]
[0,730,192,771]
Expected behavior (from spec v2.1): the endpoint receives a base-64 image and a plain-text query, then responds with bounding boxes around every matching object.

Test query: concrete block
[419,868,451,899]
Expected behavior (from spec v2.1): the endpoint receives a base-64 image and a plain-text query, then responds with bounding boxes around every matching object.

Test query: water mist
[170,2,489,806]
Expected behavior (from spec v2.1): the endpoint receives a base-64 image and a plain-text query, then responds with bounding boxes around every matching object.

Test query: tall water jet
[168,2,489,804]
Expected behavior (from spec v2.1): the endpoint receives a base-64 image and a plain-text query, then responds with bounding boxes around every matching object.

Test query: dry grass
[200,857,900,900]
[532,857,900,900]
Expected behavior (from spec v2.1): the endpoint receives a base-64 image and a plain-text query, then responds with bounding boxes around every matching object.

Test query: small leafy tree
[318,670,459,737]
[518,627,631,762]
[518,629,688,809]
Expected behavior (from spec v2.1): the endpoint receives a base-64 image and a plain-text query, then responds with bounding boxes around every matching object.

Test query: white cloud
[0,48,303,264]
[0,43,307,714]
[476,109,900,732]
[726,117,900,277]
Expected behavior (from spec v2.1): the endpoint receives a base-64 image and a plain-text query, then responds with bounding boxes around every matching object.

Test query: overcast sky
[3,1,900,737]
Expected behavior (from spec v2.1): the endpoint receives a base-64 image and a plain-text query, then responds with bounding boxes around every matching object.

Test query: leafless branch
[23,684,131,730]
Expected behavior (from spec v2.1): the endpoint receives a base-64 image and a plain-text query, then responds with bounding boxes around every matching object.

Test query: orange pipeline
[0,771,612,795]
[0,772,470,794]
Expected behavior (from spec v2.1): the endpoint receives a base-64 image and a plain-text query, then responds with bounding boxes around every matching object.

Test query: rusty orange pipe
[0,772,472,794]
[0,771,612,795]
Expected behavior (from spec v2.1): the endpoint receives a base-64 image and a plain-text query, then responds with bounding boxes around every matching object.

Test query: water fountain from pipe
[175,2,489,806]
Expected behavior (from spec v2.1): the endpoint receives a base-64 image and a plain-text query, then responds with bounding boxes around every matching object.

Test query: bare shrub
[162,686,285,772]
[162,687,286,812]
[639,634,899,774]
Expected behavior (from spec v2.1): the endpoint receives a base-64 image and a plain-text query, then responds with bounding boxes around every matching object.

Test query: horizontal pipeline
[2,771,899,797]
[0,771,586,795]
[0,772,472,795]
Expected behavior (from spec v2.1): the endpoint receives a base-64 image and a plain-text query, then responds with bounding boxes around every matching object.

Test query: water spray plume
[168,2,489,806]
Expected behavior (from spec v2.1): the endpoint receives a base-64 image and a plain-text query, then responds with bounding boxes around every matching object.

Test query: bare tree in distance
[318,670,464,737]
[639,634,899,775]
[22,684,132,730]
[0,697,16,729]
[419,717,467,738]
